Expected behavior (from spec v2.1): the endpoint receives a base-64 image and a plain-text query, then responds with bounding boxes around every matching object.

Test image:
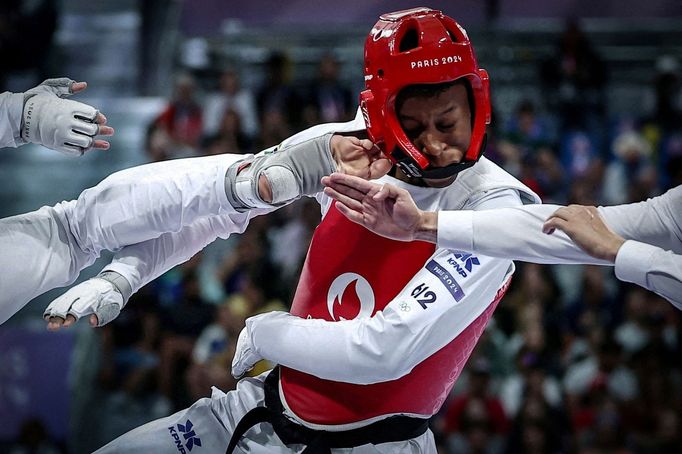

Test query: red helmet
[360,7,491,179]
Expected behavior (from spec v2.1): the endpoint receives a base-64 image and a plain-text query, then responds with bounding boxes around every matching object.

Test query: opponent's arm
[543,188,682,308]
[613,242,682,309]
[449,188,682,306]
[0,78,113,153]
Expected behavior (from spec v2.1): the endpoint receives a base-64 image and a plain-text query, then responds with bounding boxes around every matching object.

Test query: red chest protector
[280,204,507,425]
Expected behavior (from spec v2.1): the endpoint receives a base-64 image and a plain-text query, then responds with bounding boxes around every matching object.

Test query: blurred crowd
[7,21,682,454]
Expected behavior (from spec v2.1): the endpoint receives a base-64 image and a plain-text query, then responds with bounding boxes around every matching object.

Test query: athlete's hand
[22,78,114,155]
[231,324,263,379]
[543,205,625,262]
[44,278,123,331]
[322,172,435,242]
[330,135,392,180]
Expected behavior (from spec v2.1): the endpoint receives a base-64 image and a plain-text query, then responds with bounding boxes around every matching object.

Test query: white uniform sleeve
[607,186,682,307]
[245,189,522,384]
[437,204,612,265]
[437,186,682,306]
[598,186,682,254]
[0,91,25,148]
[615,241,682,309]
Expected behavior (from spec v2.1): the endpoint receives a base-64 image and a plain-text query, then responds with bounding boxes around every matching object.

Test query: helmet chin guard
[360,8,491,179]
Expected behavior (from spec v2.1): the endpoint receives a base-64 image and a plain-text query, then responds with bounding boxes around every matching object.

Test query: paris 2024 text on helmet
[360,7,491,179]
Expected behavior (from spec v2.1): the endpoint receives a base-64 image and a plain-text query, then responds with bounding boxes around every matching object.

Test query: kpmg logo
[168,419,202,453]
[447,253,480,277]
[327,273,375,321]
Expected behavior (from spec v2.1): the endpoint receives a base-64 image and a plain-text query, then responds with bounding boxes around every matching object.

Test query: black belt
[225,367,430,453]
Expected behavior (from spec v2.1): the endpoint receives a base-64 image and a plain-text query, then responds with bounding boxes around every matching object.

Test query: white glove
[21,78,100,156]
[231,322,264,379]
[43,277,124,327]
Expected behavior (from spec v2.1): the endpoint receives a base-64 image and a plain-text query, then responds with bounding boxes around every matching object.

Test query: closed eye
[404,126,424,139]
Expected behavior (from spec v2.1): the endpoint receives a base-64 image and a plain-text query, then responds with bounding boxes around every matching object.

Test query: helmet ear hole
[398,28,419,52]
[377,69,385,79]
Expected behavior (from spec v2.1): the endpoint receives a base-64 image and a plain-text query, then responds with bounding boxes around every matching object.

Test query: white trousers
[95,371,436,453]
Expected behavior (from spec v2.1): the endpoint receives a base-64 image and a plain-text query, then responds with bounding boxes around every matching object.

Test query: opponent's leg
[57,153,240,255]
[0,205,96,323]
[95,373,292,454]
[343,429,436,453]
[0,154,241,323]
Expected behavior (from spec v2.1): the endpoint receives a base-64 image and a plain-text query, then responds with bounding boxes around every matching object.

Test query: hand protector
[21,78,99,156]
[43,277,123,327]
[231,322,264,378]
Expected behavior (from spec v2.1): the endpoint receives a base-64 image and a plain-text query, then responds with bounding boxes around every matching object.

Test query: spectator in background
[8,418,60,454]
[95,298,168,446]
[504,394,569,454]
[564,265,620,336]
[443,357,509,454]
[225,267,287,377]
[563,338,639,420]
[502,263,563,363]
[645,408,682,452]
[217,224,282,299]
[304,53,354,125]
[149,73,203,160]
[268,199,322,287]
[256,51,301,130]
[203,69,258,139]
[498,100,566,202]
[603,131,656,205]
[186,301,242,401]
[613,287,656,355]
[641,56,682,191]
[629,354,681,451]
[201,108,252,156]
[503,100,552,155]
[540,19,607,134]
[560,131,600,181]
[533,145,567,203]
[646,56,682,134]
[491,138,524,178]
[499,348,563,420]
[157,263,215,408]
[257,108,293,149]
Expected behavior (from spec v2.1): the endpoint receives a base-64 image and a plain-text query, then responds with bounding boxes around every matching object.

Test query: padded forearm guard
[225,133,336,211]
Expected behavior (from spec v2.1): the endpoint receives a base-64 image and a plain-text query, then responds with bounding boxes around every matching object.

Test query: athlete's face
[397,84,472,187]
